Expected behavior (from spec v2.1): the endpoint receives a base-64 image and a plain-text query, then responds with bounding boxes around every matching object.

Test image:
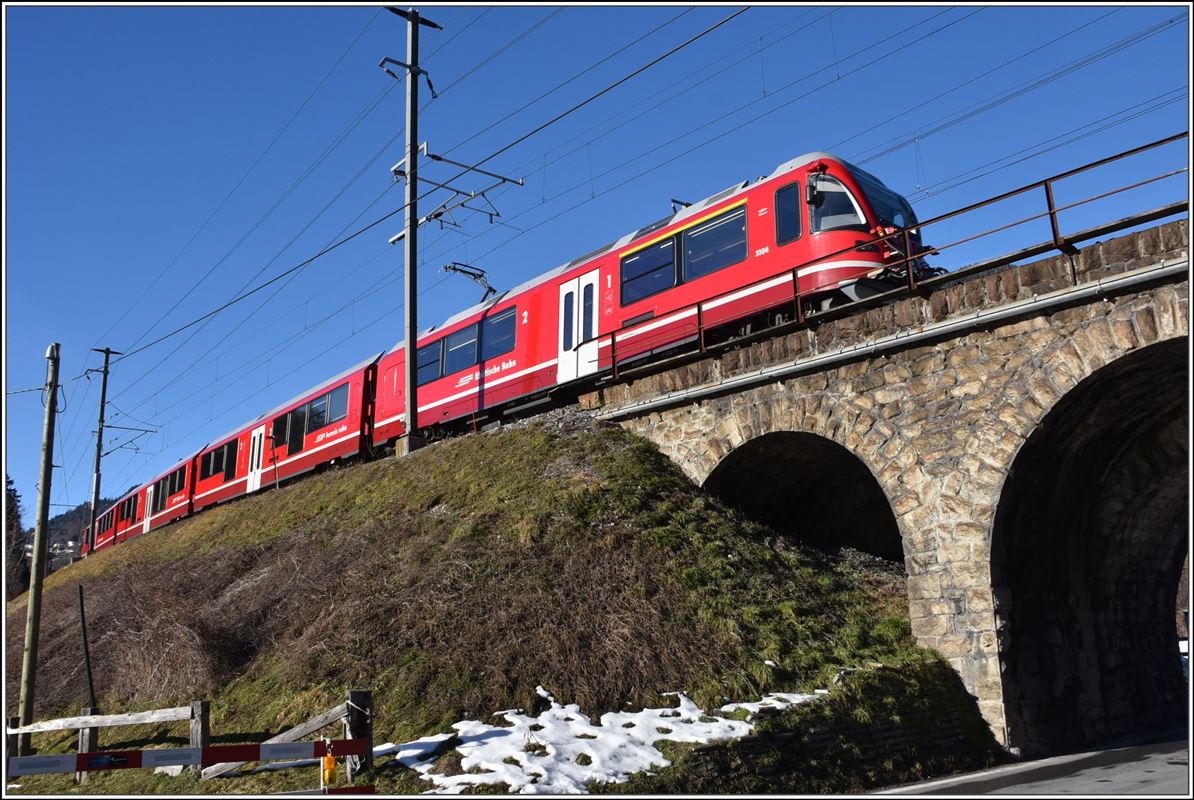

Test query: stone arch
[990,337,1188,756]
[701,431,903,559]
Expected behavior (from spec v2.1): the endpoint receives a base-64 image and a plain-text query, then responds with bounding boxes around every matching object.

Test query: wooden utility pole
[86,347,120,555]
[18,342,62,755]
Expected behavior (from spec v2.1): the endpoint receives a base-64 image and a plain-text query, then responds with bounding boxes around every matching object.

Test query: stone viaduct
[579,219,1189,757]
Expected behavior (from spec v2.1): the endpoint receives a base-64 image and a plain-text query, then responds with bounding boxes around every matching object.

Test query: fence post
[189,700,210,772]
[75,706,100,784]
[346,690,373,778]
[7,716,19,757]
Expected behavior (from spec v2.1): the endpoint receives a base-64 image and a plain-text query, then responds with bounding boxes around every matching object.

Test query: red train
[84,151,933,554]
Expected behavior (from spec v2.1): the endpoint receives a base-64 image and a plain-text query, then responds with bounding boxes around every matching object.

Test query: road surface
[879,733,1190,794]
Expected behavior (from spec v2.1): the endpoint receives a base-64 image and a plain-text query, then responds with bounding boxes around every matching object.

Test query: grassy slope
[5,413,994,794]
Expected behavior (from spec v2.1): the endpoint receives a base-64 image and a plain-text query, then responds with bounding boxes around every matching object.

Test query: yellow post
[322,737,336,788]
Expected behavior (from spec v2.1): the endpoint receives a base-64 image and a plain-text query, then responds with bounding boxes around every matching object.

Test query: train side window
[328,383,349,424]
[582,283,594,342]
[562,291,574,351]
[810,175,867,232]
[287,406,307,454]
[153,479,167,514]
[223,439,239,481]
[207,445,224,481]
[481,308,516,360]
[444,324,479,375]
[776,182,802,245]
[307,394,328,434]
[168,466,184,497]
[621,239,676,305]
[417,340,442,385]
[683,205,747,281]
[271,416,288,453]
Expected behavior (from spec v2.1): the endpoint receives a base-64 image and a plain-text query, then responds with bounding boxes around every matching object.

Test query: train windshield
[850,169,917,230]
[810,175,868,232]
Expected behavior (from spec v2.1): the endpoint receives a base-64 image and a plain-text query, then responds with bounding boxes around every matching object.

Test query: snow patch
[719,692,819,718]
[382,686,759,794]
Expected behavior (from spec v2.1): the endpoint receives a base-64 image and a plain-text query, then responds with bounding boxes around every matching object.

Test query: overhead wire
[850,13,1184,165]
[419,8,564,114]
[423,8,1178,272]
[438,8,695,158]
[51,8,389,504]
[424,8,982,266]
[101,7,750,372]
[109,7,575,403]
[109,5,958,445]
[120,9,388,353]
[906,88,1188,203]
[90,9,753,482]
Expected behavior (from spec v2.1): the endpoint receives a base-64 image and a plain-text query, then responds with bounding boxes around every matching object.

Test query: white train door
[557,269,600,384]
[247,425,267,493]
[142,487,152,535]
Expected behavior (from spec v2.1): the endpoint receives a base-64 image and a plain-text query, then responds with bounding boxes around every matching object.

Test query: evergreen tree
[6,474,30,598]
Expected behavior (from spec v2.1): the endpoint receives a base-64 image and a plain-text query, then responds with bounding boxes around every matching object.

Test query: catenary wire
[102,8,750,370]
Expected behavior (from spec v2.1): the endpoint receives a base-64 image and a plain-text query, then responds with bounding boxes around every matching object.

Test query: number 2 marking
[522,311,529,324]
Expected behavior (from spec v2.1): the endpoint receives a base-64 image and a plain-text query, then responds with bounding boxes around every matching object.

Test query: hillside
[5,411,1001,793]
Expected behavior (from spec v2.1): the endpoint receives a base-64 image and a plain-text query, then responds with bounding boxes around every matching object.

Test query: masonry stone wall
[579,220,1189,747]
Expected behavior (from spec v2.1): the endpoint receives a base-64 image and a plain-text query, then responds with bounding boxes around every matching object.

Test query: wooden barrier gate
[5,690,372,784]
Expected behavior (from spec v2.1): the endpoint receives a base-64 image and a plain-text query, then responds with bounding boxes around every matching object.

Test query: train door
[247,425,267,493]
[142,487,153,535]
[557,269,601,383]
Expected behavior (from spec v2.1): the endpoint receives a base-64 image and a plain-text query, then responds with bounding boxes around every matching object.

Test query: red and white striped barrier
[6,737,368,777]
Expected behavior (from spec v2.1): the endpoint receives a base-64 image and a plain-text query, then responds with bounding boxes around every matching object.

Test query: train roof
[251,351,384,425]
[385,150,874,353]
[199,351,384,449]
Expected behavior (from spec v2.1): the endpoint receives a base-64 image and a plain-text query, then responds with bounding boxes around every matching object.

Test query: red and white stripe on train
[83,151,931,555]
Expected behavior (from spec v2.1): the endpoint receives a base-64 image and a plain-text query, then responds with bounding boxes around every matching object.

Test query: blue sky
[4,4,1190,530]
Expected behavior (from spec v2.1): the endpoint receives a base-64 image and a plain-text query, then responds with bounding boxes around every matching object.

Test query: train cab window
[328,384,349,424]
[417,341,442,385]
[621,239,676,305]
[444,324,479,375]
[810,175,867,233]
[481,308,516,360]
[775,182,802,245]
[562,291,574,351]
[853,171,915,230]
[683,206,747,281]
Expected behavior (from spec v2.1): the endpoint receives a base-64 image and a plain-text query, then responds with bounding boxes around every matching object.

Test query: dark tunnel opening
[992,337,1189,757]
[702,431,903,561]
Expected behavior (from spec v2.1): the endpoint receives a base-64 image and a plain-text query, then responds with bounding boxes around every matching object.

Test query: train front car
[797,155,934,310]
